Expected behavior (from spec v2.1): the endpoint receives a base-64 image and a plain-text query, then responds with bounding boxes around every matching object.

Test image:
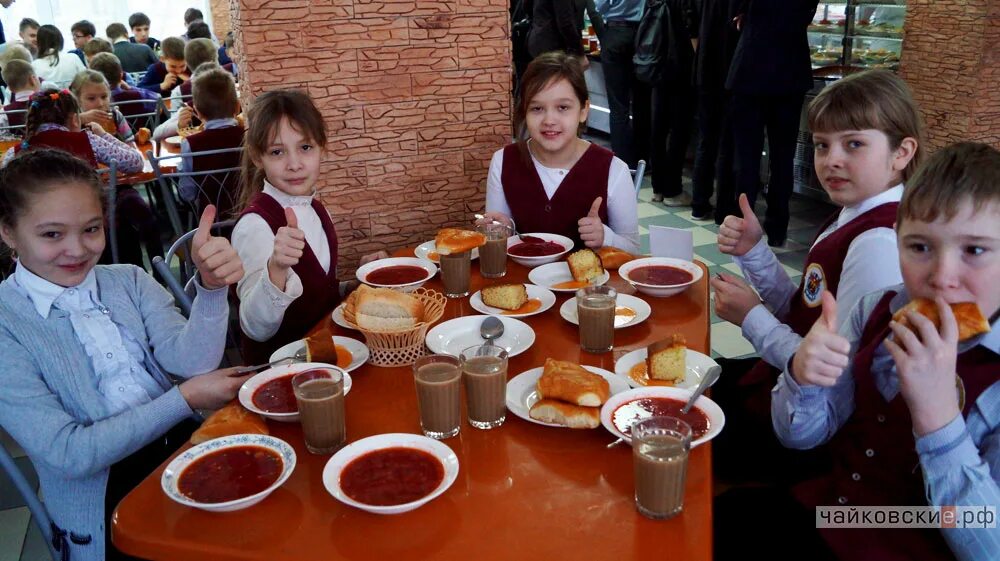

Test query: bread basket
[341,287,447,367]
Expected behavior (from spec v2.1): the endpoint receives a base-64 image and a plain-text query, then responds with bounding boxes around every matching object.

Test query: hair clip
[49,92,60,101]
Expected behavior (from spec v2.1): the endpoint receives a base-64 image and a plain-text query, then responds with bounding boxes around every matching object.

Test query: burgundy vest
[111,88,158,117]
[500,142,611,248]
[185,126,244,218]
[742,202,900,389]
[3,100,28,128]
[794,291,999,561]
[237,193,341,364]
[16,130,98,168]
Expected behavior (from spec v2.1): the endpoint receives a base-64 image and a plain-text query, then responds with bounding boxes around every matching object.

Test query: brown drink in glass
[413,354,462,439]
[439,250,471,298]
[459,344,508,429]
[477,223,510,279]
[292,368,346,454]
[576,286,616,353]
[632,416,692,519]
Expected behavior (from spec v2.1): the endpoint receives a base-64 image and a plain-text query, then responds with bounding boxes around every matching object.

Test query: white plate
[468,284,556,318]
[505,366,632,427]
[355,257,437,292]
[331,304,356,330]
[558,293,652,329]
[268,336,369,373]
[239,362,353,422]
[618,257,703,298]
[527,261,611,292]
[425,315,535,357]
[414,240,479,263]
[505,232,573,267]
[600,386,725,447]
[613,348,719,390]
[161,434,296,512]
[322,433,459,515]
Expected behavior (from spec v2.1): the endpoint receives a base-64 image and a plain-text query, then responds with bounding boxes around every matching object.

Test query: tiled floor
[0,178,836,561]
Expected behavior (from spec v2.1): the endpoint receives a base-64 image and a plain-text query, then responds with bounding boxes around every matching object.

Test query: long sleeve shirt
[595,0,644,22]
[486,144,640,253]
[733,184,903,370]
[772,285,1000,561]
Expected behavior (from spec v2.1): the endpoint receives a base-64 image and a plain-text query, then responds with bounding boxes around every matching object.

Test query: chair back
[152,218,236,317]
[1,433,66,560]
[97,160,120,263]
[147,146,243,238]
[111,97,162,133]
[126,70,147,85]
[631,159,647,196]
[0,108,28,146]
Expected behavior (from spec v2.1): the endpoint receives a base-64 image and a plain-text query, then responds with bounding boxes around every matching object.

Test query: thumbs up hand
[267,207,306,291]
[191,205,244,289]
[790,291,851,387]
[718,194,764,256]
[578,197,605,248]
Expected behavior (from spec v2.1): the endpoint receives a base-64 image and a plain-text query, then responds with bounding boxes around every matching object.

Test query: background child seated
[0,44,34,104]
[107,22,157,75]
[172,38,229,108]
[31,25,86,89]
[88,52,160,121]
[129,12,161,52]
[0,59,40,130]
[70,70,134,143]
[138,37,189,98]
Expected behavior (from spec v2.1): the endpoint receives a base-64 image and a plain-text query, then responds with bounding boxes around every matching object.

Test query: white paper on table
[648,225,694,261]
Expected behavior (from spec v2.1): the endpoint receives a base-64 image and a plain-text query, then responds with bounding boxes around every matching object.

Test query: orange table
[113,254,713,561]
[115,140,179,186]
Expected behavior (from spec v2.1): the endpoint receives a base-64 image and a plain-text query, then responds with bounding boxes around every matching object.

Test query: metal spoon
[229,349,307,376]
[480,316,504,348]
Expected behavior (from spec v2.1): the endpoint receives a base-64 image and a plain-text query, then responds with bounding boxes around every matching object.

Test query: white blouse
[32,53,87,89]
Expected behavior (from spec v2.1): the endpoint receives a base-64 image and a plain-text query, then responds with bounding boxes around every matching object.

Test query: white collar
[12,90,34,102]
[837,183,903,228]
[14,262,98,318]
[113,38,130,44]
[262,180,314,207]
[203,118,239,130]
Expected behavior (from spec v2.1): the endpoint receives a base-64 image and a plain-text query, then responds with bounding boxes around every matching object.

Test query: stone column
[230,0,512,273]
[900,0,1000,150]
[210,0,233,39]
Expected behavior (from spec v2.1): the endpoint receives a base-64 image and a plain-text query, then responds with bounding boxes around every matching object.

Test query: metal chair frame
[0,108,27,137]
[1,436,66,560]
[151,219,236,317]
[147,146,243,239]
[97,160,120,263]
[110,97,162,133]
[631,159,647,196]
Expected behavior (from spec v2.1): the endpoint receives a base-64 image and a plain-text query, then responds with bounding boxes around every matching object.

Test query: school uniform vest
[793,291,999,561]
[741,202,900,390]
[15,129,98,168]
[500,142,611,249]
[111,88,157,117]
[237,192,341,364]
[3,100,28,128]
[185,126,244,218]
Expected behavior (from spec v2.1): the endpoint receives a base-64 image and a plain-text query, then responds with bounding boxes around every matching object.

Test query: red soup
[340,447,445,506]
[178,445,283,503]
[252,374,297,413]
[627,265,694,286]
[366,265,428,285]
[612,397,710,439]
[508,241,566,257]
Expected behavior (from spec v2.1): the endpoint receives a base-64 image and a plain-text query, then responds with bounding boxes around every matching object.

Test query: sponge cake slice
[567,248,604,283]
[647,334,686,382]
[482,284,528,311]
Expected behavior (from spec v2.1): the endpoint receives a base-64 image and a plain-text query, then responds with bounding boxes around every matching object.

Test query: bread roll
[355,285,425,331]
[596,247,638,270]
[537,358,610,407]
[567,248,604,283]
[190,401,268,444]
[892,298,990,342]
[435,228,486,255]
[482,284,528,310]
[529,399,601,429]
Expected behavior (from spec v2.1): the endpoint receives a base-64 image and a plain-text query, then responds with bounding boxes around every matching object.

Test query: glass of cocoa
[291,368,347,454]
[439,250,472,298]
[576,285,616,353]
[412,354,463,439]
[631,416,692,519]
[459,344,508,429]
[476,223,511,279]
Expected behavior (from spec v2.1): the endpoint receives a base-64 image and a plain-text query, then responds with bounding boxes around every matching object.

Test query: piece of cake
[305,331,338,363]
[892,298,990,342]
[529,399,601,429]
[647,334,686,382]
[567,248,604,283]
[536,358,610,407]
[481,284,528,311]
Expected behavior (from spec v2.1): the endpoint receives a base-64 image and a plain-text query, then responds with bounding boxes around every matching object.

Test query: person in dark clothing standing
[527,0,586,59]
[595,0,647,168]
[691,0,741,222]
[726,0,818,246]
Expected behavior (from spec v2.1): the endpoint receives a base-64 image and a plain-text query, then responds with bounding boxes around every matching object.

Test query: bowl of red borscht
[618,257,703,297]
[239,362,354,422]
[506,233,573,267]
[599,386,725,448]
[161,434,296,512]
[356,257,437,291]
[322,432,459,515]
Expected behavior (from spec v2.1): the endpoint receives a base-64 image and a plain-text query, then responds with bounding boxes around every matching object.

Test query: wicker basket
[341,287,447,367]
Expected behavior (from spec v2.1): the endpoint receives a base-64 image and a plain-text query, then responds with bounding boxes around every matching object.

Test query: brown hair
[0,148,106,228]
[192,67,238,121]
[238,89,327,210]
[160,37,186,61]
[1,60,36,92]
[83,37,113,58]
[36,25,64,66]
[0,44,32,67]
[808,69,924,181]
[898,142,1000,227]
[88,52,123,87]
[105,23,129,41]
[184,38,217,72]
[24,89,82,140]
[513,52,589,140]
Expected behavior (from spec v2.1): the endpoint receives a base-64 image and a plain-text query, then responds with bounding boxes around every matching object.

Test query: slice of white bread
[482,284,528,311]
[354,285,425,331]
[567,248,604,283]
[529,399,601,429]
[536,358,610,407]
[647,334,686,382]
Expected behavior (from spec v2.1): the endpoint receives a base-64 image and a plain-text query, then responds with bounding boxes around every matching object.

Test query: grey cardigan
[0,265,229,561]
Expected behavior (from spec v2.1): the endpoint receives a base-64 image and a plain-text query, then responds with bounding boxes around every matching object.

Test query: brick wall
[900,0,1000,151]
[230,0,512,276]
[210,0,233,39]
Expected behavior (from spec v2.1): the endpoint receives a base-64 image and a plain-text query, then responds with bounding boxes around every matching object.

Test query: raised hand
[710,273,761,327]
[160,72,178,92]
[191,204,244,289]
[578,196,605,248]
[885,297,961,436]
[474,211,513,228]
[179,367,253,411]
[267,207,306,291]
[718,193,763,256]
[790,291,851,387]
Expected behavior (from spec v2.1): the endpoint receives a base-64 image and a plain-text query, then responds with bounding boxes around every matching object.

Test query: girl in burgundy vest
[709,70,925,483]
[478,51,639,253]
[231,90,386,364]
